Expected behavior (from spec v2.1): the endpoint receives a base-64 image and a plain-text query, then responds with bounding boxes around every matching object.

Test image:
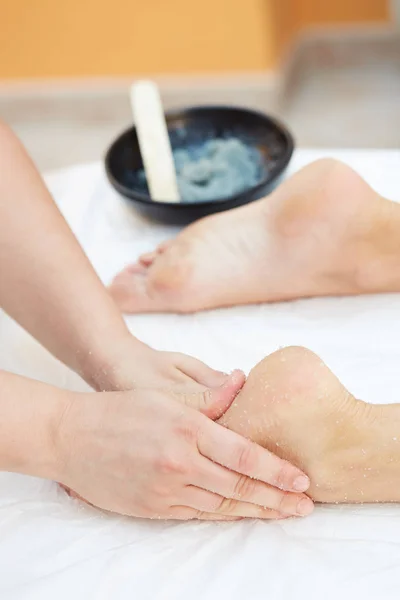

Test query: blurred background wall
[0,0,390,79]
[274,0,389,55]
[0,0,397,171]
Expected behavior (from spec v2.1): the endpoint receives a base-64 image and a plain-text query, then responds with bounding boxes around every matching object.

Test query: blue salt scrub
[137,137,265,203]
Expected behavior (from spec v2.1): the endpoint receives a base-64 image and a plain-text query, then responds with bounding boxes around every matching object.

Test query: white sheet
[1,149,400,599]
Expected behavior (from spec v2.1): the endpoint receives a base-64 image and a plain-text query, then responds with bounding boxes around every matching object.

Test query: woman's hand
[84,333,234,393]
[56,375,312,520]
[0,122,311,520]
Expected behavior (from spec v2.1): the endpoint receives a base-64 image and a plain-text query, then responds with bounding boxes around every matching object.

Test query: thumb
[181,370,246,420]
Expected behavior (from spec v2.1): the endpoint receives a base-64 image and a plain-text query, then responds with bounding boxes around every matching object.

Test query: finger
[178,370,246,419]
[174,353,230,388]
[179,485,296,519]
[166,507,242,521]
[59,483,91,505]
[171,504,283,520]
[194,457,313,516]
[195,514,243,521]
[197,420,310,493]
[59,483,81,499]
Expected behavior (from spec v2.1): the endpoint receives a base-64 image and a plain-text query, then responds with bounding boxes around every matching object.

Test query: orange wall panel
[271,0,298,54]
[298,0,389,26]
[272,0,389,56]
[0,0,276,79]
[0,0,390,79]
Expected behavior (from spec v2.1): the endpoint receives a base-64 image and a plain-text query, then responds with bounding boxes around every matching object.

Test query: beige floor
[1,28,399,172]
[281,28,400,150]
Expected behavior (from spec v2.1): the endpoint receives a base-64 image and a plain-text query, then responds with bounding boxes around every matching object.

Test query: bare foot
[109,158,400,313]
[219,346,400,504]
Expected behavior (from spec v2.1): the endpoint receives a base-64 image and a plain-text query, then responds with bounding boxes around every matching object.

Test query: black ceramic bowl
[105,105,294,224]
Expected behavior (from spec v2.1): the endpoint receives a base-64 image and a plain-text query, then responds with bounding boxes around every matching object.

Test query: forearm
[0,121,138,385]
[0,369,67,479]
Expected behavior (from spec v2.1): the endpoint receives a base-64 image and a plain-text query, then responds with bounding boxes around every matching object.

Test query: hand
[56,374,312,520]
[83,334,232,393]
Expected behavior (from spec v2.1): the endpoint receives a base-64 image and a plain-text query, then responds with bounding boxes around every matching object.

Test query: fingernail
[221,370,245,388]
[233,370,246,386]
[220,374,231,387]
[296,498,314,516]
[293,475,310,492]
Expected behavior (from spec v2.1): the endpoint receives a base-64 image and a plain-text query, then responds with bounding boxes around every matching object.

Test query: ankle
[354,198,400,294]
[366,404,400,503]
[339,403,400,503]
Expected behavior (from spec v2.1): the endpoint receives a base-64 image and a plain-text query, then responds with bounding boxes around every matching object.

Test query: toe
[109,259,189,313]
[110,237,199,314]
[157,240,171,253]
[139,251,158,266]
[109,270,159,313]
[124,262,148,274]
[148,244,193,294]
[138,240,171,267]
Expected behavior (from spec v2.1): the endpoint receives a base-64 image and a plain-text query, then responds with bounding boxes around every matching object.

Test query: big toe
[109,268,158,313]
[138,240,172,267]
[109,253,191,314]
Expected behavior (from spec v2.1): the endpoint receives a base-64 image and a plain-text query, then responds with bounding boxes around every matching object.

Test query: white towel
[0,149,400,600]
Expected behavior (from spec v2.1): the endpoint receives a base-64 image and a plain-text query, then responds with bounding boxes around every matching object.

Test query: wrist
[79,331,155,392]
[0,370,71,481]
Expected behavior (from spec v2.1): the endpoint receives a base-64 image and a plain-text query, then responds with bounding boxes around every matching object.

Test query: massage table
[1,148,399,599]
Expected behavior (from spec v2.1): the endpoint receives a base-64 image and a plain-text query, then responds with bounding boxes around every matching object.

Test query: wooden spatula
[129,80,180,203]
